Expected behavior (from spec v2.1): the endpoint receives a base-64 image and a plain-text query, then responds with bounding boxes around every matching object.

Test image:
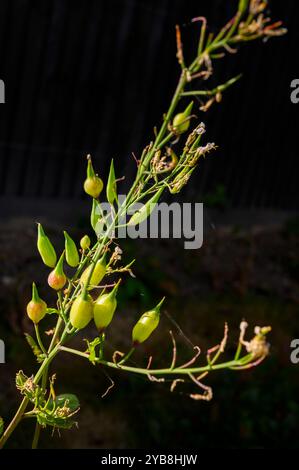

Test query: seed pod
[48,252,67,291]
[64,231,79,267]
[26,283,47,324]
[172,101,193,134]
[80,235,91,251]
[37,223,57,268]
[238,0,249,15]
[94,280,121,332]
[132,298,165,345]
[106,158,117,204]
[84,156,103,198]
[70,293,93,329]
[80,253,106,288]
[90,198,102,232]
[127,187,164,226]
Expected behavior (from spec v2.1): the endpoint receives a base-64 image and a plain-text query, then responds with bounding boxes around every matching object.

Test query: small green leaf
[55,394,80,412]
[46,308,59,315]
[85,337,101,365]
[24,333,45,362]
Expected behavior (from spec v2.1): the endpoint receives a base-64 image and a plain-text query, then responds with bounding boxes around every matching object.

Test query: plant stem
[58,345,254,377]
[34,324,47,356]
[0,397,29,449]
[32,365,48,449]
[118,347,135,366]
[31,421,41,449]
[0,346,60,448]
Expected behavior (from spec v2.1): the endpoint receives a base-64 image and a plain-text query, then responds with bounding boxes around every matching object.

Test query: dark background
[0,0,299,450]
[0,0,298,212]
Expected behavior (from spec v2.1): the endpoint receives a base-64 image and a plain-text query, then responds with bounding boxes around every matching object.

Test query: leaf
[55,394,80,413]
[24,333,45,362]
[85,337,101,365]
[0,417,4,437]
[36,412,78,430]
[37,393,80,430]
[46,308,60,315]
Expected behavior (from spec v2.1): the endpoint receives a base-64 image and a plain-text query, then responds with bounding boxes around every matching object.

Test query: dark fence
[0,0,298,212]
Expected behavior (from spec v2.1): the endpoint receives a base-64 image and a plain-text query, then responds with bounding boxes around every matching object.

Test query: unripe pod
[80,235,91,251]
[132,298,165,345]
[48,252,67,291]
[84,176,103,198]
[127,187,164,226]
[64,231,79,267]
[172,101,193,134]
[238,0,249,14]
[83,156,103,198]
[106,158,117,204]
[37,223,57,268]
[70,294,93,329]
[80,253,106,289]
[94,280,120,332]
[26,283,47,324]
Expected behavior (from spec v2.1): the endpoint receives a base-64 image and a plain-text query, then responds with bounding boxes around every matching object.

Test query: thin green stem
[32,365,48,449]
[31,422,41,449]
[58,345,254,377]
[118,347,135,366]
[34,324,47,356]
[0,397,29,449]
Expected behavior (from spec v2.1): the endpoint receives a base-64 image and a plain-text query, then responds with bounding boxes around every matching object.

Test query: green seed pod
[84,176,103,199]
[80,253,106,289]
[127,187,164,226]
[37,223,57,268]
[84,156,103,198]
[106,158,117,204]
[93,280,121,332]
[90,198,102,232]
[70,294,93,330]
[172,102,193,134]
[132,298,165,345]
[80,235,91,251]
[48,252,67,291]
[64,231,79,267]
[26,283,47,324]
[238,0,249,14]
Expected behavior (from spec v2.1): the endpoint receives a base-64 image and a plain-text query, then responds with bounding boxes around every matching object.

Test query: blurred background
[0,0,298,449]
